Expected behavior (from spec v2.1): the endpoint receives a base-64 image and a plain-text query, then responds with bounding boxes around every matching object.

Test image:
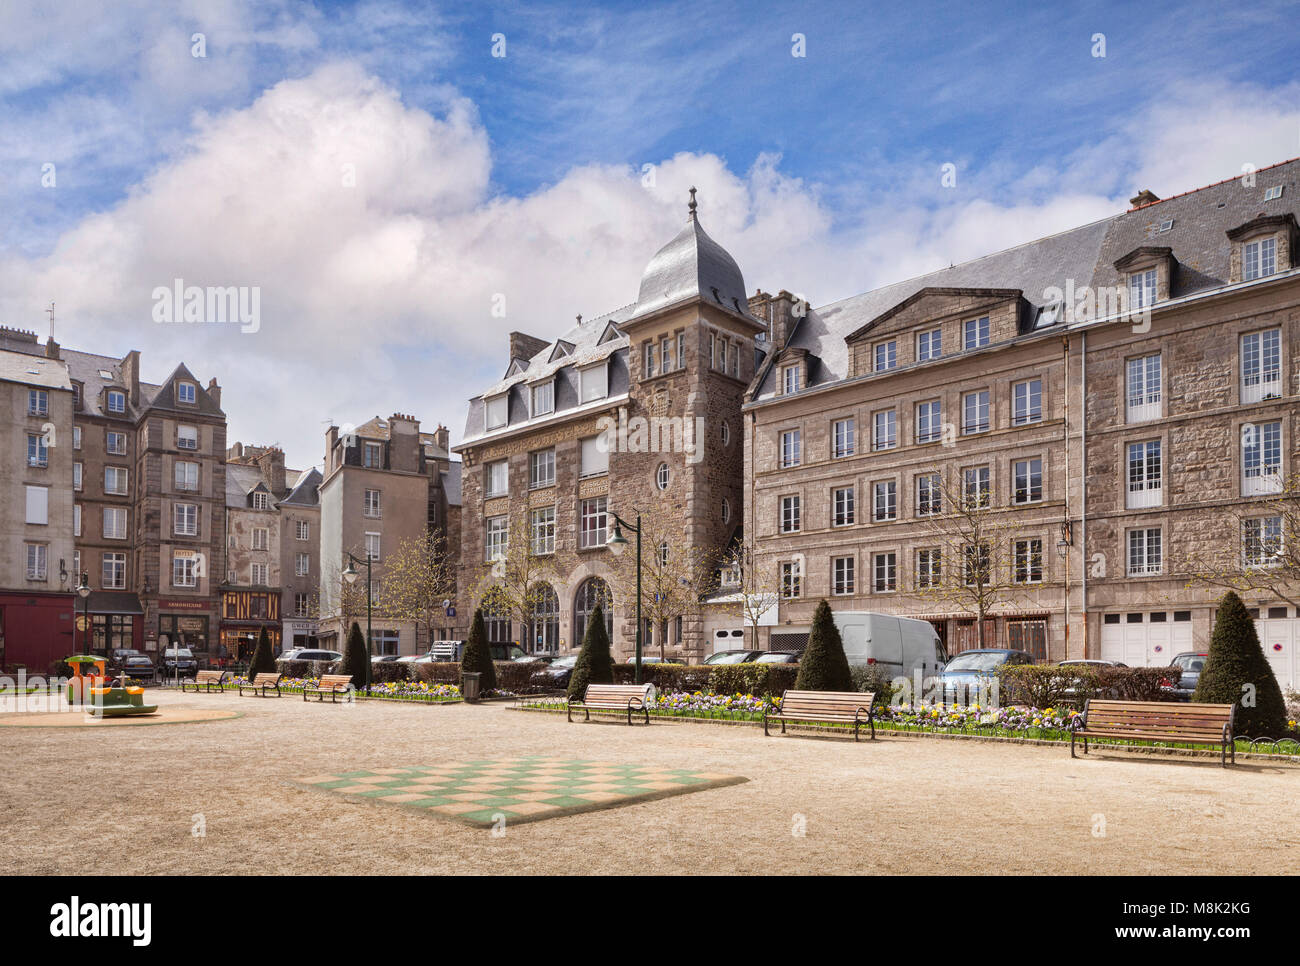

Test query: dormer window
[485,393,508,430]
[363,441,383,468]
[531,380,554,417]
[781,364,802,394]
[578,362,608,403]
[106,390,126,414]
[177,381,196,404]
[252,491,270,510]
[1128,268,1158,309]
[1033,300,1063,329]
[1243,237,1277,281]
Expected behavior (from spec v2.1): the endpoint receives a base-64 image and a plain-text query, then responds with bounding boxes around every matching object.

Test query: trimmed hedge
[997,663,1180,707]
[612,663,713,692]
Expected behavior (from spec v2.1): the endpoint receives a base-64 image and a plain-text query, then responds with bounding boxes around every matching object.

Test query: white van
[831,612,947,677]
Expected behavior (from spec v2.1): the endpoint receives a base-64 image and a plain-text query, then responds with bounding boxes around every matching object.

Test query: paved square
[293,756,747,826]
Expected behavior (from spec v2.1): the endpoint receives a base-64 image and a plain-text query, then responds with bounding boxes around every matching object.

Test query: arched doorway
[529,584,560,655]
[573,577,613,646]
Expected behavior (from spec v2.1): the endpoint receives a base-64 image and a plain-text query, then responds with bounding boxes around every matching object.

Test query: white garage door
[1099,610,1194,666]
[1255,606,1298,691]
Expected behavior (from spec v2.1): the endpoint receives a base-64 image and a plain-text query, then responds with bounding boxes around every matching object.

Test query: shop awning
[85,592,143,615]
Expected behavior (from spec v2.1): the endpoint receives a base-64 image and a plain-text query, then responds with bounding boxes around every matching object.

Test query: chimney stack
[207,377,221,409]
[44,337,61,360]
[1129,189,1160,209]
[508,332,549,368]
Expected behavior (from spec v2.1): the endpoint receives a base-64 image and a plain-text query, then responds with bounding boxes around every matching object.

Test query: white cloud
[0,65,1295,471]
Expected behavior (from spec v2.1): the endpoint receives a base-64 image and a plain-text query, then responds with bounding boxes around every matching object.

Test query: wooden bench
[567,683,653,725]
[1070,699,1236,766]
[238,672,283,698]
[180,669,227,694]
[302,674,354,703]
[764,690,876,741]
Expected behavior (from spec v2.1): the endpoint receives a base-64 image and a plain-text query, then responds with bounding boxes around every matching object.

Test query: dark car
[160,647,198,677]
[490,644,528,662]
[1166,652,1208,701]
[754,651,800,664]
[113,650,155,681]
[530,654,579,689]
[703,649,765,665]
[937,649,1036,703]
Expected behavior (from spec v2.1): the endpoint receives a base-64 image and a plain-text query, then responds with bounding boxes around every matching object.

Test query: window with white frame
[252,527,269,551]
[172,553,198,587]
[74,462,82,491]
[1241,329,1282,402]
[25,544,47,581]
[1126,441,1162,508]
[1013,458,1043,504]
[963,466,991,509]
[530,449,555,489]
[916,473,941,516]
[1127,528,1162,576]
[485,394,508,430]
[1014,539,1044,583]
[832,556,855,596]
[106,431,126,455]
[27,433,48,467]
[1126,353,1162,422]
[103,507,127,540]
[780,429,802,468]
[677,332,686,370]
[963,390,990,434]
[916,548,941,589]
[832,418,855,458]
[485,460,508,497]
[917,328,942,361]
[1243,236,1277,281]
[25,485,48,525]
[780,560,802,598]
[1243,516,1283,568]
[917,400,942,443]
[252,491,270,510]
[296,552,310,576]
[27,388,48,416]
[661,335,674,372]
[874,340,897,372]
[531,506,556,555]
[722,497,731,523]
[363,441,383,468]
[873,410,896,451]
[873,552,897,592]
[104,466,129,496]
[579,496,607,548]
[106,390,126,414]
[731,341,740,378]
[655,462,670,490]
[780,495,801,533]
[580,435,608,477]
[364,531,381,561]
[579,362,608,402]
[832,486,855,527]
[485,515,508,560]
[644,341,658,379]
[73,426,82,450]
[174,503,198,536]
[364,487,382,517]
[174,461,199,491]
[251,562,268,585]
[963,542,991,587]
[1013,379,1043,425]
[296,520,310,541]
[294,593,310,618]
[873,480,897,521]
[177,424,198,450]
[103,552,126,589]
[1128,268,1157,309]
[531,380,554,416]
[1243,420,1283,495]
[74,503,82,537]
[964,316,990,350]
[782,365,802,394]
[177,381,196,404]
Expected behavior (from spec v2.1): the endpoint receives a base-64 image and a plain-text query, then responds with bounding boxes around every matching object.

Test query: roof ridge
[1130,155,1300,211]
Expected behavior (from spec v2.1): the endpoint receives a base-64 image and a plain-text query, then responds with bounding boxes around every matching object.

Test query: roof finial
[576,313,582,325]
[688,186,697,221]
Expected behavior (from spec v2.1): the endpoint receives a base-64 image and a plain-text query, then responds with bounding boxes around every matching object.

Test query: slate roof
[281,467,322,507]
[0,349,71,390]
[225,463,270,508]
[630,214,755,322]
[440,461,462,507]
[753,157,1300,400]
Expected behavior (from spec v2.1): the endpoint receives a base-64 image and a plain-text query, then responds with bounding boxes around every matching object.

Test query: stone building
[222,443,289,659]
[317,415,460,654]
[0,329,227,660]
[0,345,76,669]
[742,158,1300,684]
[454,194,762,660]
[279,466,322,648]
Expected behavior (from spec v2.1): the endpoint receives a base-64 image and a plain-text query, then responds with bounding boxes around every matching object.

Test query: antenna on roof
[688,186,698,221]
[45,302,54,340]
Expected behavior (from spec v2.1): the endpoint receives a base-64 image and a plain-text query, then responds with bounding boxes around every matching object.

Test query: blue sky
[1,0,1298,467]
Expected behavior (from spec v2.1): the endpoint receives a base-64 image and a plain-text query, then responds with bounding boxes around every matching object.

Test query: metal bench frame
[567,684,653,725]
[764,689,877,741]
[1070,698,1236,767]
[180,670,228,694]
[239,672,284,698]
[302,675,354,703]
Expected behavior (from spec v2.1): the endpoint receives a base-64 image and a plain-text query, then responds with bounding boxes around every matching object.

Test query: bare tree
[718,534,782,652]
[382,529,457,651]
[320,550,377,638]
[473,513,557,647]
[912,467,1037,648]
[1185,473,1300,610]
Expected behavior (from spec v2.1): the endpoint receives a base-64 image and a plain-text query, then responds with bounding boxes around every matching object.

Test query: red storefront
[0,590,75,673]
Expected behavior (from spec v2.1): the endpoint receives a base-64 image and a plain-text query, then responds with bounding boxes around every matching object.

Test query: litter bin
[461,671,481,703]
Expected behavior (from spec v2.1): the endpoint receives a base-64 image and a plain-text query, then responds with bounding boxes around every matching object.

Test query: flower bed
[222,676,461,702]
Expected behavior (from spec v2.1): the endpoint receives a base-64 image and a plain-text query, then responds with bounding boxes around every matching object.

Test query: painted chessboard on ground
[293,756,747,826]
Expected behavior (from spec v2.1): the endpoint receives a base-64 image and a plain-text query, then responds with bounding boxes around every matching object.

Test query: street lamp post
[1056,521,1073,660]
[341,552,373,692]
[606,512,643,684]
[76,572,91,656]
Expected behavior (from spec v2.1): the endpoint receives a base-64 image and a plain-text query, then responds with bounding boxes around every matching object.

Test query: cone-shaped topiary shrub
[795,599,853,692]
[342,621,369,690]
[460,608,498,692]
[1193,591,1287,737]
[247,627,276,679]
[568,604,614,699]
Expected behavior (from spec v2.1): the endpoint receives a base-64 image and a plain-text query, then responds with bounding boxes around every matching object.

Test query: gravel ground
[2,689,1295,875]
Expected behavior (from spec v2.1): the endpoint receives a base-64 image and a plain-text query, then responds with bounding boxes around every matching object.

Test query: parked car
[1166,652,1209,701]
[754,651,800,664]
[622,656,679,665]
[489,644,527,662]
[530,654,579,689]
[936,649,1035,703]
[160,647,198,677]
[371,654,402,663]
[113,650,155,681]
[277,648,343,664]
[1055,659,1127,700]
[703,649,764,665]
